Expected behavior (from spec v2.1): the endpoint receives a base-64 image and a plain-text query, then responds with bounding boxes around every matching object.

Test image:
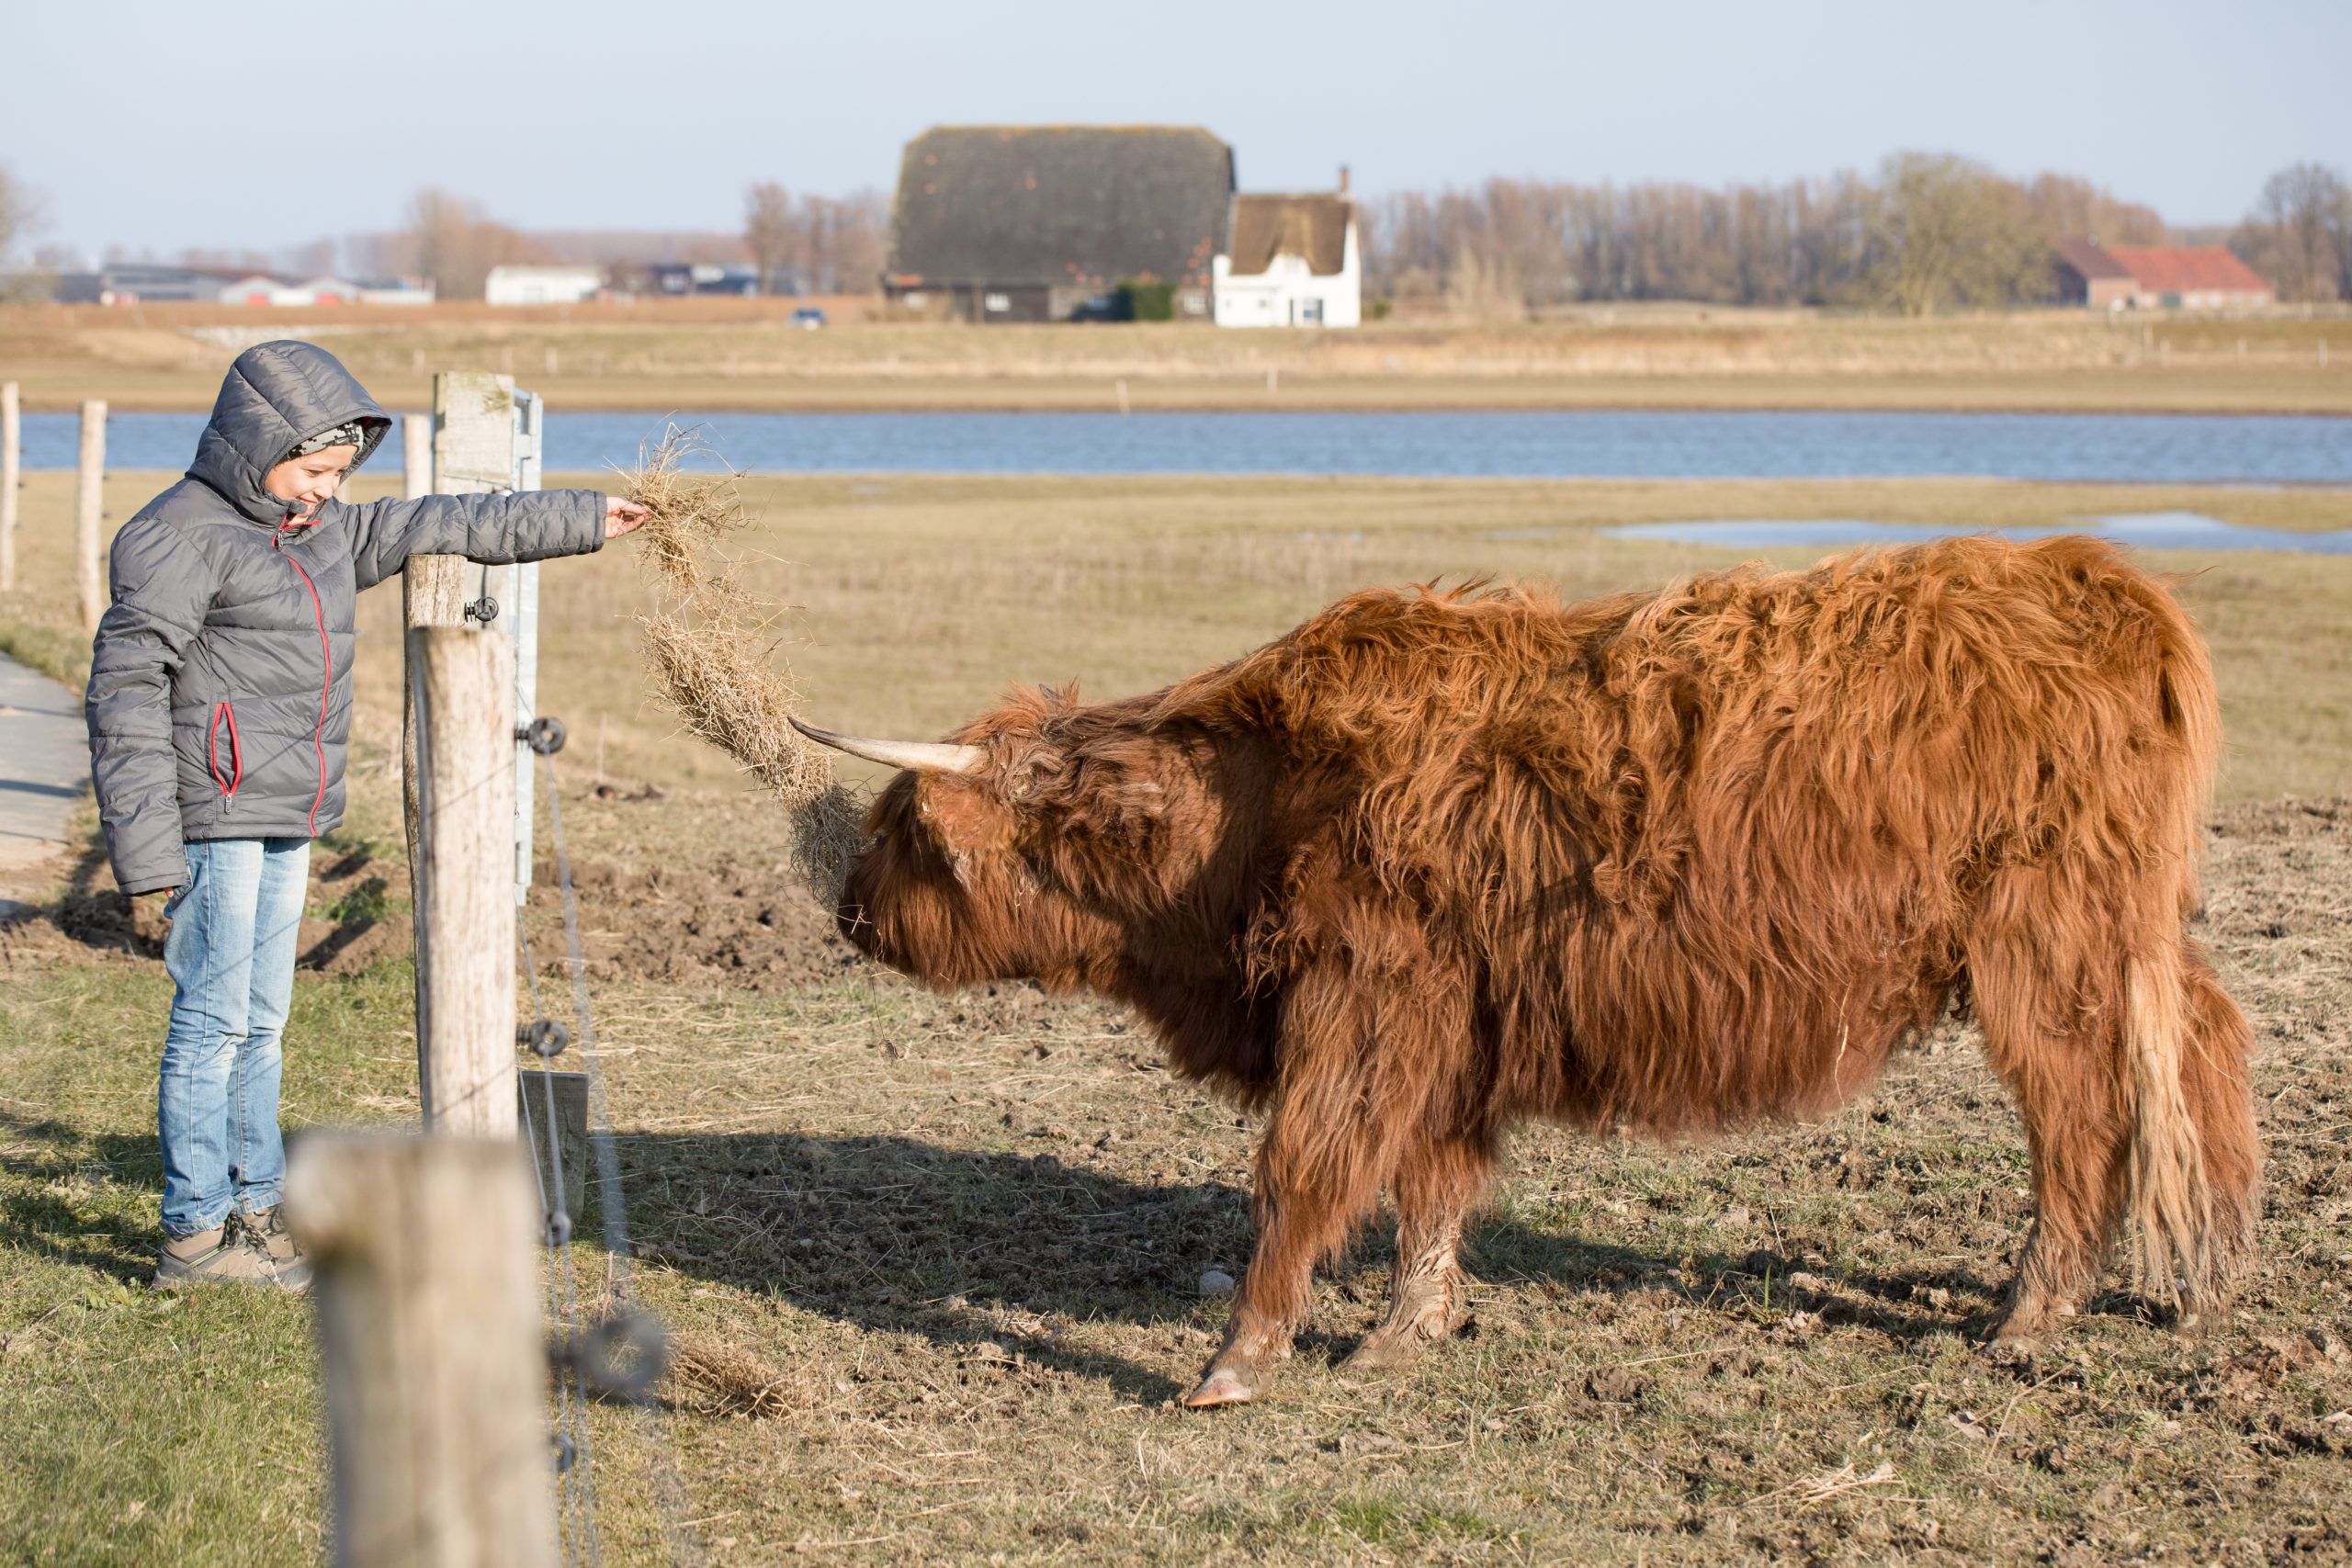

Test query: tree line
[1362,154,2352,314]
[347,186,889,299]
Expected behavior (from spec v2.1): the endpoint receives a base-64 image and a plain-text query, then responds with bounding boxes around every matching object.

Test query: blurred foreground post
[287,1134,554,1568]
[75,400,105,631]
[1,381,18,592]
[410,625,516,1136]
[402,412,431,502]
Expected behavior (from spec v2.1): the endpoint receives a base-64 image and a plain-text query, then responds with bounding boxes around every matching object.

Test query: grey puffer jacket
[87,341,607,895]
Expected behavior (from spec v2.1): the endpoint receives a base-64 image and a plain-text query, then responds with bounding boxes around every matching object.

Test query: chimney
[1338,164,1351,194]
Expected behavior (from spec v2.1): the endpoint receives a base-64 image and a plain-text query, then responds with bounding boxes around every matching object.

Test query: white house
[1213,192,1360,328]
[484,265,605,306]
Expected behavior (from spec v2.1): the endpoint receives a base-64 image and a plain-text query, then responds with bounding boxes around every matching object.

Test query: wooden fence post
[75,400,106,632]
[1,381,18,594]
[411,625,517,1137]
[287,1133,555,1568]
[404,374,512,989]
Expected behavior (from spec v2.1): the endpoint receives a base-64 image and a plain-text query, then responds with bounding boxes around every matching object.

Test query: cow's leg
[1344,1131,1488,1371]
[1968,870,2133,1348]
[1183,1092,1389,1407]
[1185,922,1466,1409]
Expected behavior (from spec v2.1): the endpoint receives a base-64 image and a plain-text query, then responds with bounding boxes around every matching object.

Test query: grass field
[3,472,2351,1563]
[4,300,2350,413]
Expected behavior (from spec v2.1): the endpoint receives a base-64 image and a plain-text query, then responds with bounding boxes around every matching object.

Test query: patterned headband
[287,422,368,462]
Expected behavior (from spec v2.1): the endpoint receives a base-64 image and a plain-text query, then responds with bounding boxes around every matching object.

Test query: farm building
[1213,187,1361,328]
[2053,240,2274,310]
[51,266,433,306]
[484,265,605,306]
[885,126,1233,322]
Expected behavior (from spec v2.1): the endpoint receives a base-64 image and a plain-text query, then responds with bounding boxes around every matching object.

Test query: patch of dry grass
[618,429,865,900]
[538,795,2352,1565]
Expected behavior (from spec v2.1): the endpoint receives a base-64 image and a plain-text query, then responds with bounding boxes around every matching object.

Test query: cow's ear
[999,733,1067,805]
[915,776,1016,889]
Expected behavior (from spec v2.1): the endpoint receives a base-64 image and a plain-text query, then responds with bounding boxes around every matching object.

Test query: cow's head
[793,688,1255,994]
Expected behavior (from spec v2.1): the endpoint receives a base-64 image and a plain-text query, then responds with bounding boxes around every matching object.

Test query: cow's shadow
[593,1131,2026,1398]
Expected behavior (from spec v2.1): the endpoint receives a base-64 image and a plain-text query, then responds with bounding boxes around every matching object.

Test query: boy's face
[264,446,358,518]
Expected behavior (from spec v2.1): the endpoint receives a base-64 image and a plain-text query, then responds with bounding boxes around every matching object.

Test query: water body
[17,408,2352,486]
[1602,513,2352,557]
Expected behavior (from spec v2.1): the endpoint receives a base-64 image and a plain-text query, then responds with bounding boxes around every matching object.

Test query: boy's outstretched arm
[345,490,641,591]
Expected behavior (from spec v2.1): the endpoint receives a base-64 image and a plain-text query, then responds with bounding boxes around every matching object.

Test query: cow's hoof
[1343,1277,1471,1372]
[1340,1334,1423,1372]
[1182,1359,1272,1408]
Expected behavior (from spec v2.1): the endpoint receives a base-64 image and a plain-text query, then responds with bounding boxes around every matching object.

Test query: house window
[985,293,1012,313]
[1291,298,1323,326]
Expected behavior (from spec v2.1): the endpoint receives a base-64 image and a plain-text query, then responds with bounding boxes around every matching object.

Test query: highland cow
[793,535,2260,1408]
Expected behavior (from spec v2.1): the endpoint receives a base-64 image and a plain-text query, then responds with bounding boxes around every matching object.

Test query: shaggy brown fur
[831,536,2260,1407]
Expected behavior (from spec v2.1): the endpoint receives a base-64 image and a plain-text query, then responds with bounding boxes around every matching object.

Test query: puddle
[1604,513,2352,556]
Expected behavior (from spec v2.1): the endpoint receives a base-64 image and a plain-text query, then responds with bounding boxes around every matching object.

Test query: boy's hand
[605,498,650,537]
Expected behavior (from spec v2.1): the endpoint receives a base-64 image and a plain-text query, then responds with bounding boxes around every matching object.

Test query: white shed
[1213,193,1360,328]
[484,265,605,306]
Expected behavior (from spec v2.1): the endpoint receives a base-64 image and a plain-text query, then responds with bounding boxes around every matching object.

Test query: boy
[85,340,645,1288]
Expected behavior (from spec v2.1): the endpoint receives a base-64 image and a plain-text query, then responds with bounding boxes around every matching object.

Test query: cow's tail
[2123,951,2216,1320]
[2121,566,2256,1324]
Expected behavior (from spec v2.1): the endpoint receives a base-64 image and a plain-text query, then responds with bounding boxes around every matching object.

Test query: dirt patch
[523,853,861,992]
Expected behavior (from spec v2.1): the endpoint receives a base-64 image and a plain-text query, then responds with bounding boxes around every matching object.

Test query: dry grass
[6,454,2352,1559]
[619,429,868,902]
[4,304,2349,412]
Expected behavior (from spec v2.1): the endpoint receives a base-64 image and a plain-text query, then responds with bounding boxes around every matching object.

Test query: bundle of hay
[622,427,866,902]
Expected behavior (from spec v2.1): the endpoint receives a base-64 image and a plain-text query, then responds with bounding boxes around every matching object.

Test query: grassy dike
[3,305,2349,413]
[3,471,2350,1563]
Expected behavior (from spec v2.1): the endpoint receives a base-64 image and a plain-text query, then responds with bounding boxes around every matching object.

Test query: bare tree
[2019,173,2166,247]
[403,188,554,300]
[744,182,794,293]
[1865,152,2041,315]
[2233,162,2352,303]
[0,163,50,300]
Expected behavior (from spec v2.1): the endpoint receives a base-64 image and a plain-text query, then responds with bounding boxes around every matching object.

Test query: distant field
[3,300,2348,413]
[6,469,2350,802]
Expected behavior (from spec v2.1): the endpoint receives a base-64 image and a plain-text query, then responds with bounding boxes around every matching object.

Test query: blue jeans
[158,837,310,1236]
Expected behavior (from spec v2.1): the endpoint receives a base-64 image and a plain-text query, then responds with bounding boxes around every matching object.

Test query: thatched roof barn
[885,126,1235,321]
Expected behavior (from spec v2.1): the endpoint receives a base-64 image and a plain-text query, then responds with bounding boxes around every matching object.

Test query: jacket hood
[189,342,392,525]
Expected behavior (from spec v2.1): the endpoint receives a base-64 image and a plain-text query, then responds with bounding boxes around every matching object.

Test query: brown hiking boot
[233,1206,313,1292]
[153,1224,303,1292]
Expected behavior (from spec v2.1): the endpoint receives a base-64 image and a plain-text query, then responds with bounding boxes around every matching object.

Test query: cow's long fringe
[622,427,866,904]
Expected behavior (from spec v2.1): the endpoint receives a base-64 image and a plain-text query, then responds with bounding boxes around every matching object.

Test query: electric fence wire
[413,647,701,1566]
[516,915,601,1568]
[532,745,707,1568]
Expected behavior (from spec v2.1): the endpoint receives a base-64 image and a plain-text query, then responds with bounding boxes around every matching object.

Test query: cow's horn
[790,717,987,775]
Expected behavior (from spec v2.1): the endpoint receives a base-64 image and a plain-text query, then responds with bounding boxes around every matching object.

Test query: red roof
[2054,238,2132,280]
[2102,245,2271,294]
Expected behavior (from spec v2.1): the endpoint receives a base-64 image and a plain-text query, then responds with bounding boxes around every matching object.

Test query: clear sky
[6,0,2346,263]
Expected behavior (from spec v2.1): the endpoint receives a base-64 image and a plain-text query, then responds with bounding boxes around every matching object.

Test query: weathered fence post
[411,624,517,1137]
[75,400,105,631]
[1,381,18,594]
[404,375,511,980]
[286,1134,555,1568]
